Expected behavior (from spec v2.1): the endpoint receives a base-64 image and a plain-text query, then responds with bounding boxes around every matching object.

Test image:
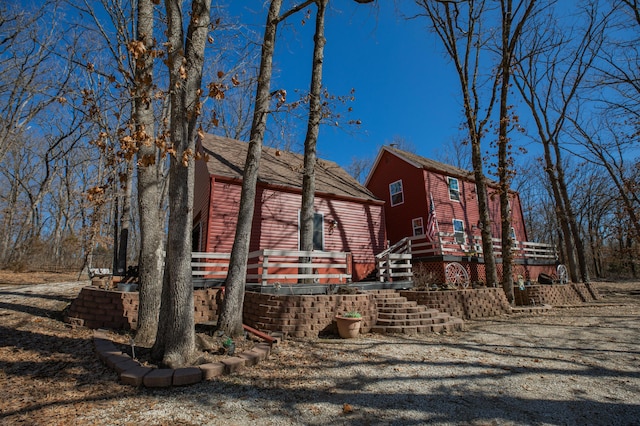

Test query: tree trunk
[541,140,578,282]
[115,159,134,275]
[496,0,536,303]
[554,141,590,283]
[299,0,327,282]
[498,0,514,302]
[134,0,164,346]
[217,0,283,337]
[152,0,210,368]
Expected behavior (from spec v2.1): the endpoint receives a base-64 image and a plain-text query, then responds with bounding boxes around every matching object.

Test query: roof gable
[364,145,505,187]
[199,134,380,202]
[385,146,475,180]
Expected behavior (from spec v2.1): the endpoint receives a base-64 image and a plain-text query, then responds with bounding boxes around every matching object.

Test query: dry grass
[0,270,82,286]
[1,276,639,425]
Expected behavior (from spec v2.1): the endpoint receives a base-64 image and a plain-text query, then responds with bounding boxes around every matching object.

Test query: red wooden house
[365,145,558,286]
[192,134,386,285]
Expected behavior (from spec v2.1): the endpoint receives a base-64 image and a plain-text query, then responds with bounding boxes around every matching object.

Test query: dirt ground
[0,273,639,425]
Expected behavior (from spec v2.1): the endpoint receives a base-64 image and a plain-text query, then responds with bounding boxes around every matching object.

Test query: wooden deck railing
[188,250,352,286]
[375,238,413,282]
[246,249,351,285]
[407,233,556,260]
[188,234,554,288]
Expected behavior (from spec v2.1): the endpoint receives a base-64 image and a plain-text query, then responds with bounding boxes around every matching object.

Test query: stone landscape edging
[93,329,273,387]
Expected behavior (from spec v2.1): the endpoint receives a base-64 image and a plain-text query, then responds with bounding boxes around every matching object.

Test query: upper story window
[453,219,465,244]
[448,177,460,201]
[510,227,516,242]
[412,217,424,236]
[389,180,404,206]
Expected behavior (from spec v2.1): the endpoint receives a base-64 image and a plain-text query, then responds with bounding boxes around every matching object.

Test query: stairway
[370,290,464,334]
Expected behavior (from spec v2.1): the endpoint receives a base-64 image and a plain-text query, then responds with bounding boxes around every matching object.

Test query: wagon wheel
[445,262,469,289]
[556,264,568,284]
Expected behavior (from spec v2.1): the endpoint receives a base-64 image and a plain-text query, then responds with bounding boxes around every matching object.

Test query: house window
[412,217,424,236]
[510,227,516,242]
[448,177,460,201]
[389,180,404,206]
[299,211,324,251]
[453,219,465,244]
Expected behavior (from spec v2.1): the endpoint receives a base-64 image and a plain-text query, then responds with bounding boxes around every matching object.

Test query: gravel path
[1,281,639,425]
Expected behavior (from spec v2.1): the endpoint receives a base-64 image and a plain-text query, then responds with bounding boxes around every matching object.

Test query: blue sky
[228,2,465,169]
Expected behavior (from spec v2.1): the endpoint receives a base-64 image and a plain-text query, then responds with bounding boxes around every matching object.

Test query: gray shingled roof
[199,134,380,202]
[386,146,476,180]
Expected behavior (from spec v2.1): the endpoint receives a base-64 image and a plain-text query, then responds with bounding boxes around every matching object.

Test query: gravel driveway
[1,281,639,425]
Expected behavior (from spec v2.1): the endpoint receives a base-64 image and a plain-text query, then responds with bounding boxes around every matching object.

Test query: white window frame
[453,219,465,244]
[298,211,324,251]
[448,177,460,201]
[412,217,424,236]
[389,179,404,207]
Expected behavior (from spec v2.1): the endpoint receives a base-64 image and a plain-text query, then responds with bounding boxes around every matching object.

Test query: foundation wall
[65,287,224,330]
[514,283,601,306]
[400,288,512,320]
[66,287,377,339]
[65,282,600,335]
[243,292,377,338]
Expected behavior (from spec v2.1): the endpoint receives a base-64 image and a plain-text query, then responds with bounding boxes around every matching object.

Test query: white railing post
[261,253,269,286]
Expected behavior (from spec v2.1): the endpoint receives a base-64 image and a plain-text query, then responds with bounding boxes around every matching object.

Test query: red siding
[193,158,212,251]
[425,169,480,243]
[366,150,428,244]
[207,180,242,253]
[204,179,385,281]
[367,150,533,247]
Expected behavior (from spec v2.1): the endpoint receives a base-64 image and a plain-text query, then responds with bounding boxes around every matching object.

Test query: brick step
[376,297,418,307]
[375,317,449,327]
[376,309,441,320]
[377,306,425,314]
[367,289,399,294]
[371,320,464,335]
[368,289,464,335]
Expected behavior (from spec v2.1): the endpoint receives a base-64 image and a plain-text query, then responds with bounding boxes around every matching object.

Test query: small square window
[448,177,460,201]
[453,219,465,244]
[389,180,404,206]
[412,218,424,236]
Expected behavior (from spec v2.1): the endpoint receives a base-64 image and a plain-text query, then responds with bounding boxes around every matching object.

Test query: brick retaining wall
[66,287,377,339]
[66,283,600,335]
[66,287,224,330]
[243,292,377,338]
[514,283,601,306]
[400,288,512,320]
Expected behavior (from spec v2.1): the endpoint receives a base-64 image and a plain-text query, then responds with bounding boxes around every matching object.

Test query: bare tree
[132,0,166,345]
[435,136,472,170]
[299,0,328,280]
[0,1,73,165]
[0,1,93,269]
[151,0,211,368]
[218,0,374,336]
[218,0,288,337]
[495,0,538,303]
[512,2,608,283]
[570,118,640,243]
[595,0,640,125]
[415,0,500,287]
